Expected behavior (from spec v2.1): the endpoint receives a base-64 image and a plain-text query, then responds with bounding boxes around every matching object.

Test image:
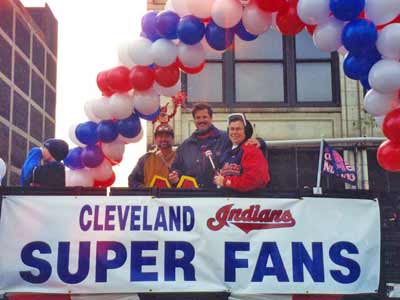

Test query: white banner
[0,196,380,295]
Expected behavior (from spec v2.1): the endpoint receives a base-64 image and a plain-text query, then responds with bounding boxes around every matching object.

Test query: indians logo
[207,204,296,233]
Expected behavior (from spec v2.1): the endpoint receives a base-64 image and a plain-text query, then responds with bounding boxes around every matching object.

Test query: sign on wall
[0,196,380,295]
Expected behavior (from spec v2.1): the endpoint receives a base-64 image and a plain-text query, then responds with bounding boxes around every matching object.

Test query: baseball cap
[154,124,174,137]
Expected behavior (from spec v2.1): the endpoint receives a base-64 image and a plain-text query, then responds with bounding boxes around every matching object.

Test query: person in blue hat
[20,138,69,188]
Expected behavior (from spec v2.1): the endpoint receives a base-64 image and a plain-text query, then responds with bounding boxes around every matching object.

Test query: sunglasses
[227,113,247,127]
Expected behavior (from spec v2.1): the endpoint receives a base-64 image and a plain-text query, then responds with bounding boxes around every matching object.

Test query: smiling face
[194,108,213,132]
[155,132,173,150]
[228,120,246,145]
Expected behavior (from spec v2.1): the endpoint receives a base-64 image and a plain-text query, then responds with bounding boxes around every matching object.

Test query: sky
[21,0,148,186]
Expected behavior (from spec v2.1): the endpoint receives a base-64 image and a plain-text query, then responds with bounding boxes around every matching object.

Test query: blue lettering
[225,242,249,282]
[183,206,194,231]
[79,205,92,231]
[131,241,158,281]
[20,242,52,283]
[329,241,360,284]
[130,206,141,230]
[93,206,103,231]
[154,208,167,231]
[292,242,324,282]
[58,242,90,284]
[96,241,127,282]
[118,205,130,230]
[252,242,289,282]
[104,206,116,231]
[169,206,181,231]
[143,206,152,231]
[165,241,195,281]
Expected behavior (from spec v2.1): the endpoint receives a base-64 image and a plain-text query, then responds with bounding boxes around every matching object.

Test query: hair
[192,103,213,118]
[228,115,253,140]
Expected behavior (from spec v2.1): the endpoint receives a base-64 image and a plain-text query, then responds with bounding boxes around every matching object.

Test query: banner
[0,196,380,295]
[323,142,357,185]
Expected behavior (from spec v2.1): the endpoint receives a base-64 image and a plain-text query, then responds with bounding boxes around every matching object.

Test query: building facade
[146,0,400,192]
[0,0,58,186]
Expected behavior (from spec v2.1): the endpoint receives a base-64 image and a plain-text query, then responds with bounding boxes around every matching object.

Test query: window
[46,53,57,87]
[0,0,13,38]
[44,116,55,139]
[13,91,28,132]
[31,70,44,107]
[0,34,12,79]
[184,29,340,107]
[32,35,45,74]
[30,105,43,141]
[14,52,30,95]
[45,84,55,118]
[0,121,9,160]
[11,130,27,168]
[15,16,31,58]
[0,78,11,120]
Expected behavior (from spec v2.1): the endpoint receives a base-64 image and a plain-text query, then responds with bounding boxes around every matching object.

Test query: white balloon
[211,0,243,29]
[374,115,385,128]
[134,88,161,115]
[242,2,273,35]
[154,80,181,97]
[368,59,400,93]
[88,160,113,181]
[178,43,206,68]
[187,0,214,19]
[118,41,136,68]
[364,89,399,117]
[365,0,400,26]
[84,99,102,123]
[127,38,154,66]
[297,0,331,25]
[151,39,178,67]
[66,169,94,187]
[101,141,125,163]
[68,123,86,147]
[377,23,400,60]
[91,96,113,121]
[313,17,345,52]
[117,129,144,144]
[0,158,6,181]
[171,0,190,17]
[109,93,135,120]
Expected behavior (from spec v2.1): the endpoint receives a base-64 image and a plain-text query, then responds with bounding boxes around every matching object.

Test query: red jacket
[221,144,270,192]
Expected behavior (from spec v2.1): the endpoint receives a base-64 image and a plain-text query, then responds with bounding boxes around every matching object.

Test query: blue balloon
[330,0,365,21]
[64,147,84,170]
[360,76,371,90]
[342,19,377,56]
[155,10,180,40]
[117,113,142,138]
[234,21,258,42]
[205,21,234,51]
[136,108,160,121]
[81,145,104,168]
[142,11,161,42]
[177,15,205,45]
[97,120,118,143]
[343,51,380,80]
[75,121,98,146]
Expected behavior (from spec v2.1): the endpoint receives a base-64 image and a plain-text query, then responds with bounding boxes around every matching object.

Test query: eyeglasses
[227,113,247,127]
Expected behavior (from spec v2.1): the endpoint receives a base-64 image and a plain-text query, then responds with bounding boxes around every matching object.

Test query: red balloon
[377,140,400,172]
[255,0,288,13]
[276,1,305,36]
[129,66,155,91]
[96,71,113,96]
[306,24,317,35]
[383,108,400,142]
[176,59,205,74]
[94,172,116,188]
[106,66,132,93]
[154,64,180,87]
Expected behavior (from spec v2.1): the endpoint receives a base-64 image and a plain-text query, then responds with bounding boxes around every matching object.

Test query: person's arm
[224,146,269,192]
[20,147,43,187]
[169,145,185,184]
[128,155,147,188]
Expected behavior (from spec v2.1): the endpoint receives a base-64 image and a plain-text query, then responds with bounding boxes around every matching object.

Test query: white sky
[21,0,148,186]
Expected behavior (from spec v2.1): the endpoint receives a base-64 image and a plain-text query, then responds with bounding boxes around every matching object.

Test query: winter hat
[43,139,69,161]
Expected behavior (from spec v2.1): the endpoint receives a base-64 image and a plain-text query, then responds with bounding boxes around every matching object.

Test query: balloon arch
[64,0,400,187]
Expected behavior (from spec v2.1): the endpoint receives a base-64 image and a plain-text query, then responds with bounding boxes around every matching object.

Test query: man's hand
[245,138,260,148]
[214,174,224,187]
[168,170,179,184]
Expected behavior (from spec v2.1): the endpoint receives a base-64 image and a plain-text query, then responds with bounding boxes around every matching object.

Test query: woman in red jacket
[213,113,270,192]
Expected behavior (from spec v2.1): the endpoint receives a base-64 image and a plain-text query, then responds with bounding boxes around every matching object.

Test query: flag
[322,141,357,186]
